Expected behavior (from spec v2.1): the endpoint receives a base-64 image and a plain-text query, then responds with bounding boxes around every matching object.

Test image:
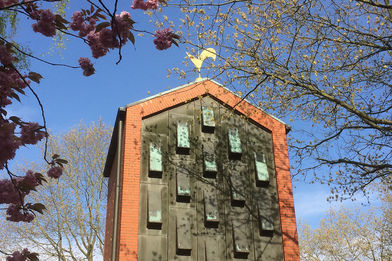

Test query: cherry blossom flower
[153,28,174,50]
[47,165,62,179]
[21,170,41,192]
[32,9,56,37]
[20,122,46,145]
[0,0,19,9]
[6,204,34,222]
[0,170,40,205]
[0,121,20,168]
[0,178,20,205]
[132,0,158,10]
[99,28,119,49]
[115,11,133,41]
[78,57,95,76]
[0,44,15,66]
[87,32,108,59]
[6,248,31,261]
[70,11,96,37]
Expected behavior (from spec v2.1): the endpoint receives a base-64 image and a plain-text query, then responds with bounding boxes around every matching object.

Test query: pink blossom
[100,12,133,48]
[0,44,15,66]
[153,28,174,50]
[99,28,119,49]
[116,12,133,33]
[70,11,84,30]
[0,121,20,168]
[82,17,97,37]
[132,0,158,10]
[0,71,13,107]
[87,32,108,59]
[21,170,40,192]
[70,11,96,37]
[0,178,20,204]
[0,69,28,107]
[6,204,34,222]
[0,69,28,106]
[32,9,56,37]
[20,122,46,145]
[6,249,31,261]
[0,171,40,205]
[0,0,19,9]
[47,166,62,179]
[114,12,133,44]
[78,57,95,76]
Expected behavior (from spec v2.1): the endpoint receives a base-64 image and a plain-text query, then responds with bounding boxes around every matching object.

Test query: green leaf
[56,158,68,164]
[55,20,68,31]
[28,72,43,83]
[128,32,135,45]
[9,116,21,124]
[95,13,107,20]
[95,22,110,32]
[28,203,46,214]
[15,87,25,95]
[35,173,47,184]
[55,14,69,24]
[173,40,179,47]
[10,92,20,102]
[172,33,181,40]
[52,154,60,159]
[19,178,41,192]
[27,253,39,261]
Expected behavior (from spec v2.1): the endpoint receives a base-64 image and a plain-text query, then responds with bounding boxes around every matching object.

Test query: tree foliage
[0,0,176,259]
[1,121,111,260]
[299,183,392,260]
[171,0,392,199]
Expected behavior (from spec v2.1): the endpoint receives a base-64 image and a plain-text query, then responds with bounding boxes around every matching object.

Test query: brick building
[103,79,299,260]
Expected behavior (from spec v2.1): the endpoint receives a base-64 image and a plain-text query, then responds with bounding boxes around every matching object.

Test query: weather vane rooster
[186,48,216,81]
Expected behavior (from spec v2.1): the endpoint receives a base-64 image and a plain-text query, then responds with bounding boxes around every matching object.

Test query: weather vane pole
[186,48,216,81]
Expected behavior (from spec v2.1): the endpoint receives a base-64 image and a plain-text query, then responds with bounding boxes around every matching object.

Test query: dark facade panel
[227,164,248,208]
[257,202,274,237]
[232,219,250,259]
[139,97,284,260]
[168,208,197,260]
[138,235,167,261]
[168,159,198,207]
[177,167,191,203]
[201,106,216,133]
[138,184,168,236]
[177,121,191,154]
[169,113,195,159]
[254,152,269,187]
[203,188,219,228]
[149,143,163,178]
[203,145,217,178]
[140,133,168,185]
[147,188,162,229]
[228,128,242,159]
[176,213,193,255]
[204,236,223,260]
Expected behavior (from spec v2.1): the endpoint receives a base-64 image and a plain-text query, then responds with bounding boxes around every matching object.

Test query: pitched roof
[103,78,289,177]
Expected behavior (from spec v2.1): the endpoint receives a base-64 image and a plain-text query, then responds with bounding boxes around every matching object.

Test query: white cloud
[293,183,380,227]
[6,103,40,122]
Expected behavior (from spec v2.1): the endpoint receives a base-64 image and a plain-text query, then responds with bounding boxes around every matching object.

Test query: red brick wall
[114,80,299,260]
[103,153,118,261]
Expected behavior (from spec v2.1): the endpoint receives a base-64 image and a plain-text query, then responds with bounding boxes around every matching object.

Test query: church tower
[103,79,299,260]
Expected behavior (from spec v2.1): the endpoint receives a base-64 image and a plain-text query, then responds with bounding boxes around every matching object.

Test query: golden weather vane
[186,48,216,81]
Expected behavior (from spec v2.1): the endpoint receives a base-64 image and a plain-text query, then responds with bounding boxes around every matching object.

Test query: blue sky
[5,1,373,230]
